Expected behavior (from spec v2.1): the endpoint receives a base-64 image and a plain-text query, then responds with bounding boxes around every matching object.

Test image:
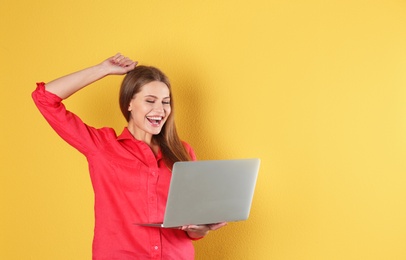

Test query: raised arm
[45,53,137,99]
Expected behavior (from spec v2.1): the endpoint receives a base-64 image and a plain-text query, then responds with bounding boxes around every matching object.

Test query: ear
[128,102,132,111]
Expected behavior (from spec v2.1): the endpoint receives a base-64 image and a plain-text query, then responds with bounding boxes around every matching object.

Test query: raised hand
[101,53,138,75]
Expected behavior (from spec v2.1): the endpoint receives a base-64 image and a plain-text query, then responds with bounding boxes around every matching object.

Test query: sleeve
[32,82,109,156]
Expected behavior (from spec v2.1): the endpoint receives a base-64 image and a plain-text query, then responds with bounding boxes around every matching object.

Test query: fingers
[208,222,228,231]
[181,222,228,232]
[181,223,227,239]
[182,225,210,238]
[181,225,201,231]
[111,53,138,68]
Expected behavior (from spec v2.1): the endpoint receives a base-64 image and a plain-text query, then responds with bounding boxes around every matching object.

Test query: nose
[153,103,165,113]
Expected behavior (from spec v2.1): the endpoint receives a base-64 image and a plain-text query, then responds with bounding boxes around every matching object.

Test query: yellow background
[1,0,406,259]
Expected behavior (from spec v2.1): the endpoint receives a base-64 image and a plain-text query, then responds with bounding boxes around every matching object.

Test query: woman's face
[127,81,171,140]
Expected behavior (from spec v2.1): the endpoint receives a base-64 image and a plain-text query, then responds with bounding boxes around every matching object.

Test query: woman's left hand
[181,222,228,239]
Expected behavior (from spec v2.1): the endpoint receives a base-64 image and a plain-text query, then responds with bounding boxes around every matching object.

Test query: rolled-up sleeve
[32,82,105,156]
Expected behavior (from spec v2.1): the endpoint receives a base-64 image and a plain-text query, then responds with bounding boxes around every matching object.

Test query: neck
[127,125,160,155]
[127,122,151,142]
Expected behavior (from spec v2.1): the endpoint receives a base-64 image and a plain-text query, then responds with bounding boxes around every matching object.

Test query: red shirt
[32,83,198,260]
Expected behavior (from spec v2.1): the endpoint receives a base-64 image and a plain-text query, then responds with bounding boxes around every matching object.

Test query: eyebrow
[144,95,170,99]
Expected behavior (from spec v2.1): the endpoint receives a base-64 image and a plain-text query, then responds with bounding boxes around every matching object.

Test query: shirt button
[154,246,159,250]
[151,171,156,176]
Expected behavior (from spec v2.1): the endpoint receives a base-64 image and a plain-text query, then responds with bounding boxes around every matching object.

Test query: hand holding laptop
[181,222,228,239]
[134,159,260,228]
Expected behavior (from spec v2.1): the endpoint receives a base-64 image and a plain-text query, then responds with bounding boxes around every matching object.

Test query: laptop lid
[158,158,260,228]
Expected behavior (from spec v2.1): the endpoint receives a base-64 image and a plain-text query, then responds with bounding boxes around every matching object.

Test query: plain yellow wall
[1,0,406,259]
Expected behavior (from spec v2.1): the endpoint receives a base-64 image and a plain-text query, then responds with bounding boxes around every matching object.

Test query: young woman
[32,53,226,259]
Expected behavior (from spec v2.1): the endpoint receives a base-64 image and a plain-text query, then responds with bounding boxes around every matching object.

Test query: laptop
[134,158,260,228]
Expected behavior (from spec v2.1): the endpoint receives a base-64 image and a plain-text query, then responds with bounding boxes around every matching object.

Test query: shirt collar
[117,127,135,141]
[117,127,163,160]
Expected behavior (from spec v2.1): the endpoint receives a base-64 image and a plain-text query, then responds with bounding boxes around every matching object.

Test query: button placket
[147,168,159,222]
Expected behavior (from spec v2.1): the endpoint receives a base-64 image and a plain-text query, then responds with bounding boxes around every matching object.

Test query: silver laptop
[134,158,260,228]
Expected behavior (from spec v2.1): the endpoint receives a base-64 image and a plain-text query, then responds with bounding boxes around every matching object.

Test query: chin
[150,129,163,135]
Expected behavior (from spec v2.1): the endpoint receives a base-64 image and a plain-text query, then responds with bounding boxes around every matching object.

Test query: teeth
[147,116,162,120]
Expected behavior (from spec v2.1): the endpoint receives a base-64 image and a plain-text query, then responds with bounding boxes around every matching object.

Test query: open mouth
[146,116,163,126]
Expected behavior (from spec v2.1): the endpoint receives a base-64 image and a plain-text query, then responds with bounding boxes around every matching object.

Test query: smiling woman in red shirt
[32,53,227,260]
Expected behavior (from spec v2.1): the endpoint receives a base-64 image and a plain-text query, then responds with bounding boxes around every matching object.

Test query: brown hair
[119,65,192,166]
